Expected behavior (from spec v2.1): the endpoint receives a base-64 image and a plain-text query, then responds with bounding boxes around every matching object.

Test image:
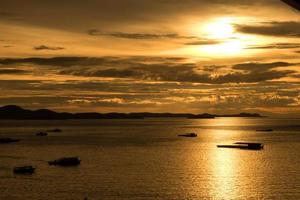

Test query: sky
[0,0,300,116]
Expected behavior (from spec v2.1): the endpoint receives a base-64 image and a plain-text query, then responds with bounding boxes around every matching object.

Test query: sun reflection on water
[209,147,240,199]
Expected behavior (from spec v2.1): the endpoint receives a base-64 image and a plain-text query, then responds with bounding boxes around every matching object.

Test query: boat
[217,142,264,150]
[36,132,48,136]
[13,166,35,174]
[0,138,20,144]
[256,129,273,132]
[48,157,81,166]
[178,133,197,137]
[47,128,62,132]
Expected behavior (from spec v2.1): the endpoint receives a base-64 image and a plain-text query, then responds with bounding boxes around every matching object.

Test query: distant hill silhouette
[0,105,263,120]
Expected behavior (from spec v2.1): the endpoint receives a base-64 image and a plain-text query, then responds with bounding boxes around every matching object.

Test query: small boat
[178,133,197,137]
[13,166,35,174]
[48,157,81,166]
[0,138,20,144]
[217,142,264,150]
[256,129,273,132]
[47,128,62,133]
[36,132,48,136]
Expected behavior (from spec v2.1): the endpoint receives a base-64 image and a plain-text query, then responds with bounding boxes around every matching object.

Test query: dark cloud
[184,40,221,46]
[0,78,299,114]
[0,96,69,107]
[0,80,42,90]
[34,45,65,51]
[214,70,295,83]
[0,56,187,67]
[58,59,297,84]
[88,29,198,40]
[233,62,296,71]
[246,43,300,50]
[0,57,118,67]
[88,29,222,46]
[236,21,300,37]
[0,57,297,84]
[0,69,28,74]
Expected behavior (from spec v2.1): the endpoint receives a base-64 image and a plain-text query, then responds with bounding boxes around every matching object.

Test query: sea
[0,117,300,200]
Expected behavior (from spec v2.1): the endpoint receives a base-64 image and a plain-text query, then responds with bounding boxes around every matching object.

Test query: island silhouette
[0,105,263,120]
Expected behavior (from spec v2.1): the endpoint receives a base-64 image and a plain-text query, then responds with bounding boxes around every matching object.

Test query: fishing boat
[178,133,197,137]
[36,132,48,136]
[0,138,20,144]
[47,128,62,132]
[217,142,264,150]
[13,166,35,174]
[48,157,81,166]
[256,129,273,132]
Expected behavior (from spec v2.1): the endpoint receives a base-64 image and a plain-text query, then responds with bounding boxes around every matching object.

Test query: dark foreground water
[0,118,300,200]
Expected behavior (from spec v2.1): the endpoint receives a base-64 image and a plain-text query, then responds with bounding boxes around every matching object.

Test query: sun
[183,17,253,57]
[204,18,235,39]
[198,18,247,56]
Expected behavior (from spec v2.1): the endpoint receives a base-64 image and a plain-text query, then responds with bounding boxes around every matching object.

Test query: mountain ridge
[0,105,264,120]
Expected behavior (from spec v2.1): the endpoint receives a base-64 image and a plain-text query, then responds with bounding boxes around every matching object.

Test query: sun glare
[201,40,244,56]
[204,18,235,39]
[196,18,248,56]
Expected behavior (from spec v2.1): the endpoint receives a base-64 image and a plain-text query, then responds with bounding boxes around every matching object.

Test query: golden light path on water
[210,146,239,199]
[205,117,241,199]
[182,117,266,199]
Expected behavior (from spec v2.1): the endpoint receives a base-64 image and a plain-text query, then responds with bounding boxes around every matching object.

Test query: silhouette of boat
[178,133,197,137]
[217,142,264,150]
[36,132,48,136]
[0,138,20,144]
[13,166,35,174]
[47,128,62,132]
[48,157,81,166]
[256,129,273,132]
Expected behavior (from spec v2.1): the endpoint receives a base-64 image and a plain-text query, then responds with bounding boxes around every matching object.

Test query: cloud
[246,43,300,50]
[184,39,221,46]
[87,29,222,46]
[34,45,65,51]
[0,69,28,74]
[0,57,117,67]
[236,21,300,37]
[87,29,201,40]
[232,62,295,71]
[0,78,299,115]
[0,56,188,67]
[58,59,297,84]
[0,56,297,84]
[214,70,295,83]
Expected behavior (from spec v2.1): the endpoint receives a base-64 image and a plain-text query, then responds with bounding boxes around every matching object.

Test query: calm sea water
[0,118,300,200]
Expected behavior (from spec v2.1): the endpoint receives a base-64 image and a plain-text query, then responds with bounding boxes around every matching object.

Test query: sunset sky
[0,0,300,116]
